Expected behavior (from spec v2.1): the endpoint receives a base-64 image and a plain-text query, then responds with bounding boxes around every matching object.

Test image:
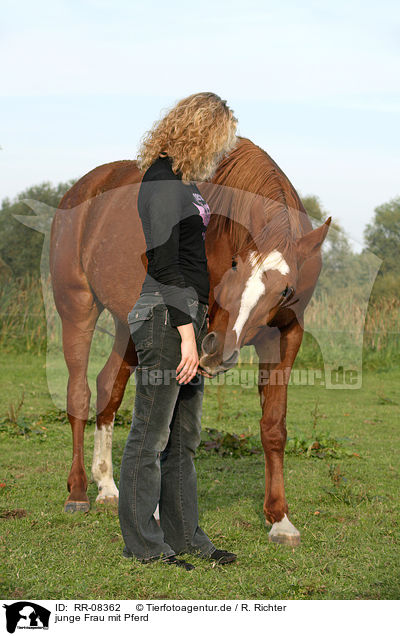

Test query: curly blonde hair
[136,92,238,184]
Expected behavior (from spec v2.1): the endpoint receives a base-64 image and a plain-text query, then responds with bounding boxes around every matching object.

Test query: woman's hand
[176,323,198,384]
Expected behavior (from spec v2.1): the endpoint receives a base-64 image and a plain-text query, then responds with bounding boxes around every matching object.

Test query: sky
[1,0,399,249]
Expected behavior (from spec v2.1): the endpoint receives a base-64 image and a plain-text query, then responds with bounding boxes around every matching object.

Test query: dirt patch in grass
[0,508,28,519]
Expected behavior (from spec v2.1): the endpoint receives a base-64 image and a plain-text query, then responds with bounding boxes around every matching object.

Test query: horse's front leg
[255,320,303,546]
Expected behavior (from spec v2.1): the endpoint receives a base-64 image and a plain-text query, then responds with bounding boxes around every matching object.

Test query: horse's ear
[296,217,331,267]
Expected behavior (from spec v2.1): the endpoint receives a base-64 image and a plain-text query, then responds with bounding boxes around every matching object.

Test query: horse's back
[50,160,145,318]
[58,160,141,210]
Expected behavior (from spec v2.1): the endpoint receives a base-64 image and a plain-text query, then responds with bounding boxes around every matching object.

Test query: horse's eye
[282,285,293,298]
[232,259,238,271]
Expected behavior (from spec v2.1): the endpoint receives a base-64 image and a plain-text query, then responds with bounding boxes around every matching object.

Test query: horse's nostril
[223,349,239,367]
[202,331,218,355]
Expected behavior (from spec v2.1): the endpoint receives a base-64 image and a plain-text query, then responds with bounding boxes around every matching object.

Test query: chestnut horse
[50,136,330,545]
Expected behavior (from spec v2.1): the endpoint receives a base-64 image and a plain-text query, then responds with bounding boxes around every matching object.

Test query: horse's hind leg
[61,310,99,512]
[91,318,137,505]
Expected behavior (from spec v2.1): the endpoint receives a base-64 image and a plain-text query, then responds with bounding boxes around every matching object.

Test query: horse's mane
[198,136,304,263]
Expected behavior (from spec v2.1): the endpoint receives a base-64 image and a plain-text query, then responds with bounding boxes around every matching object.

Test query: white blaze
[232,250,290,341]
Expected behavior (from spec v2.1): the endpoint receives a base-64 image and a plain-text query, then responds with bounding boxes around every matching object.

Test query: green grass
[0,352,399,600]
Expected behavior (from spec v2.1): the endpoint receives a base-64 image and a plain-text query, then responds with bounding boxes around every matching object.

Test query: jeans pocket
[186,298,199,323]
[127,304,154,350]
[187,298,199,309]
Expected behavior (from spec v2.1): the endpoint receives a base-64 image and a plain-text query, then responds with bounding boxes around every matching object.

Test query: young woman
[118,92,238,570]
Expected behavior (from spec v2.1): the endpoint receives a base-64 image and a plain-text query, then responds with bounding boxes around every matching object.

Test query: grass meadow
[0,274,399,599]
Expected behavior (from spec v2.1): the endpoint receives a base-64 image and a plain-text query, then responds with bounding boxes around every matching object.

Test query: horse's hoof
[268,514,300,546]
[95,495,118,506]
[64,500,90,513]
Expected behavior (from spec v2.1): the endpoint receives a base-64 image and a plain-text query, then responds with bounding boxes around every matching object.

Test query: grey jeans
[118,291,216,562]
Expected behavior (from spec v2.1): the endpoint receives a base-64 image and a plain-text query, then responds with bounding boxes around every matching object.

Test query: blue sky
[1,0,399,247]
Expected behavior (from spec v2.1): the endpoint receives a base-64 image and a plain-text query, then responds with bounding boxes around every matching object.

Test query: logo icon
[192,192,211,232]
[2,602,51,633]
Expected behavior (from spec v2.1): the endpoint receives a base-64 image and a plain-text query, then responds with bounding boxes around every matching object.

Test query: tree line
[0,179,399,302]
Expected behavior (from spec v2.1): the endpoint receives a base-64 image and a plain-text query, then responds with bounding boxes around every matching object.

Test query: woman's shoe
[162,555,195,570]
[208,549,237,564]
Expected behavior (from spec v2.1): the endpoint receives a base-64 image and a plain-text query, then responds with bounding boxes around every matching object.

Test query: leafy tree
[300,194,380,301]
[0,180,76,278]
[301,194,345,249]
[364,196,400,298]
[301,194,352,289]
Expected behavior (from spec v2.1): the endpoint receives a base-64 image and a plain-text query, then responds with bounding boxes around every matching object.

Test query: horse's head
[199,218,331,377]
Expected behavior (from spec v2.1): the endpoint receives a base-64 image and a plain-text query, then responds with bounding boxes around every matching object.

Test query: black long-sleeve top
[137,155,211,327]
